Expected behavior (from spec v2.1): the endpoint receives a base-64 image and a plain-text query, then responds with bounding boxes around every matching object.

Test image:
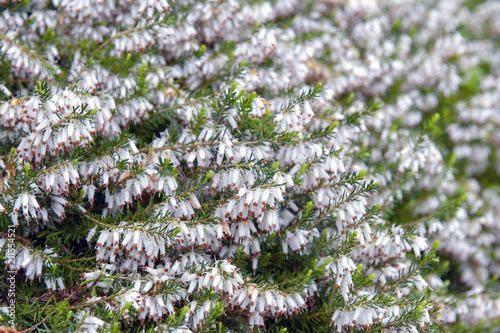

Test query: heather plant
[1,0,500,332]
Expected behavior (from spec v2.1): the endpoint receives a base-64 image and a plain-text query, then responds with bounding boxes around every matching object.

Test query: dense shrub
[1,0,500,332]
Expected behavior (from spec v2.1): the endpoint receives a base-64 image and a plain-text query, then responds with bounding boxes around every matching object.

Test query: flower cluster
[1,0,500,332]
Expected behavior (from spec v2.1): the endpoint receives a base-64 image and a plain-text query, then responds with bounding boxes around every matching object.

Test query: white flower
[75,310,108,333]
[412,236,429,258]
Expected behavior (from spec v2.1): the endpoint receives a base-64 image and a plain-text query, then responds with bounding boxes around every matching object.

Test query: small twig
[19,288,81,333]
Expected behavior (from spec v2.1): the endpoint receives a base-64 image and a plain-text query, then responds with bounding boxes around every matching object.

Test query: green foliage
[3,0,500,332]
